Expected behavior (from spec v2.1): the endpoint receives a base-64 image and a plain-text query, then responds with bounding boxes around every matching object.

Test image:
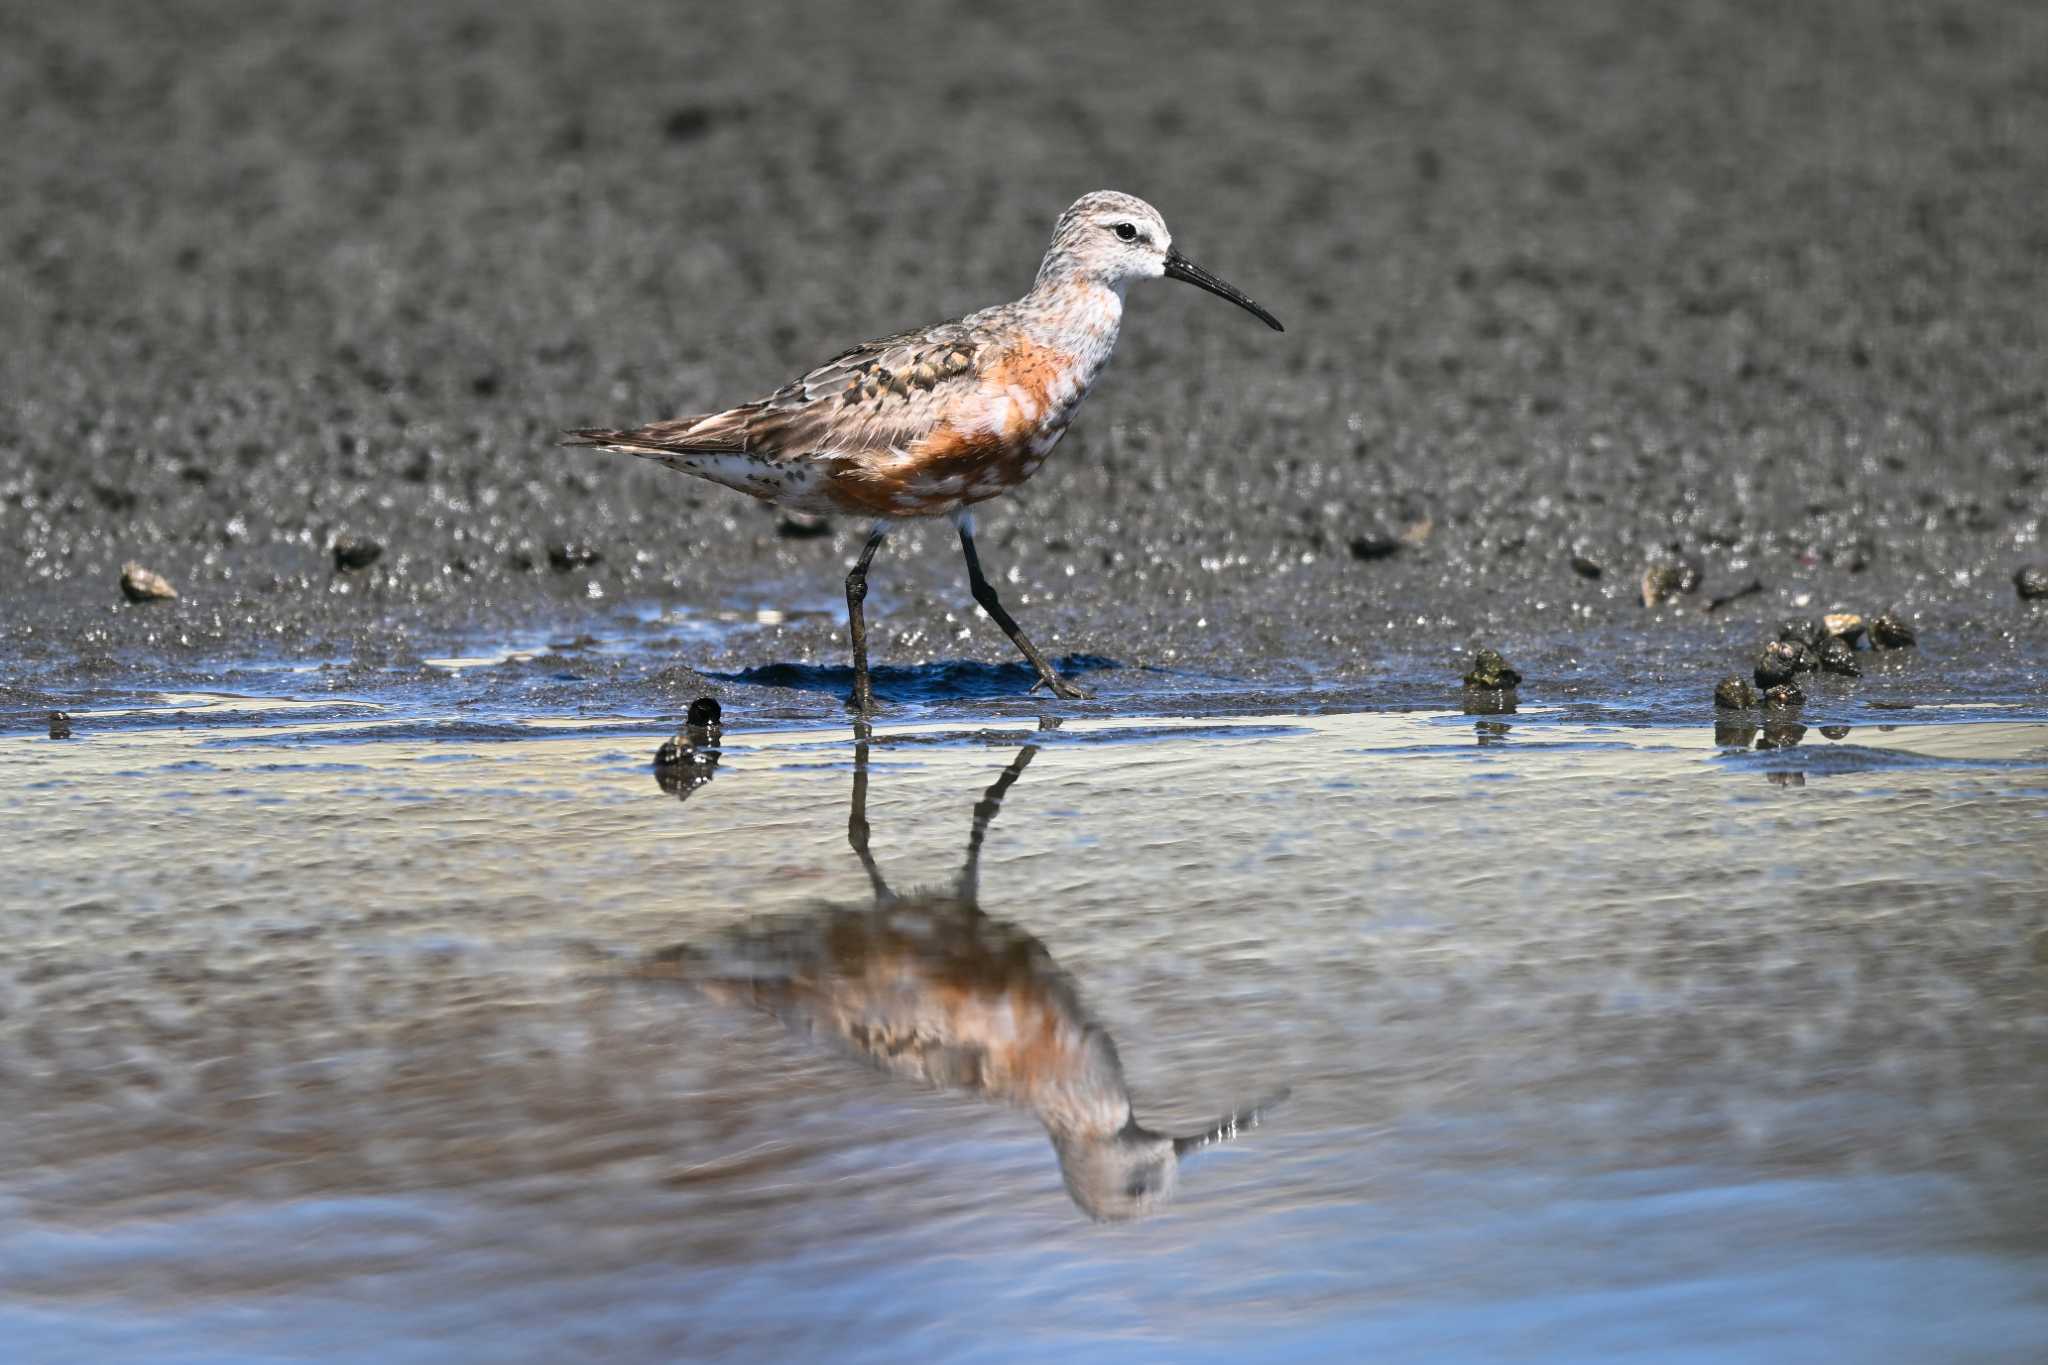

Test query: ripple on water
[1,707,2045,1360]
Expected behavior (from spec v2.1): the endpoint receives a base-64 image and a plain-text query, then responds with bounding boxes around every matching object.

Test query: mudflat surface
[3,711,2047,1362]
[2,0,2045,720]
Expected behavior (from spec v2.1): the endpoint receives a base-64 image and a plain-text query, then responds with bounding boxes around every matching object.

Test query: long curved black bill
[1164,249,1285,332]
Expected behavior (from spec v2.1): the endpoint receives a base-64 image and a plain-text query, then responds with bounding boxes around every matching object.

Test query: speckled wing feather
[563,319,989,459]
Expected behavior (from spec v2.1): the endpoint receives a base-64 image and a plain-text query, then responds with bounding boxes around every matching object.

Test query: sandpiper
[564,191,1282,714]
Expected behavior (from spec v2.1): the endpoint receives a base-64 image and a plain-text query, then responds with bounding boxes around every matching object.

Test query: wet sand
[3,706,2046,1360]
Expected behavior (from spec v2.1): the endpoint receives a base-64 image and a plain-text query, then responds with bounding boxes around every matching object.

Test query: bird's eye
[1112,222,1138,243]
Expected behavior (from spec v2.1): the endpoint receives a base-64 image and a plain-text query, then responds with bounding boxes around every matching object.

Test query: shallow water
[4,702,2047,1362]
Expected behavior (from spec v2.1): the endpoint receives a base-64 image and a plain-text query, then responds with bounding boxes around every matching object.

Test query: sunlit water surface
[3,702,2046,1362]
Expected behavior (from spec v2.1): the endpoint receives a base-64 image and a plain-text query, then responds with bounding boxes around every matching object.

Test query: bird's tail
[558,406,761,454]
[559,427,634,448]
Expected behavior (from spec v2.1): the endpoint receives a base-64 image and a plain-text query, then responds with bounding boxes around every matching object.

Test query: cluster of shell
[1458,647,1521,715]
[1712,611,1916,712]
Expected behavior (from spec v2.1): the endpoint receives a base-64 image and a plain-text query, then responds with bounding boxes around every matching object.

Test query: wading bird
[564,191,1282,714]
[632,728,1287,1221]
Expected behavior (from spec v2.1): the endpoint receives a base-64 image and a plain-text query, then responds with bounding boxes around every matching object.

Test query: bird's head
[1040,191,1283,331]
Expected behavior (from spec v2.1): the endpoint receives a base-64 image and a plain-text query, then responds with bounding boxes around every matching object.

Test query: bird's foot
[1029,675,1092,701]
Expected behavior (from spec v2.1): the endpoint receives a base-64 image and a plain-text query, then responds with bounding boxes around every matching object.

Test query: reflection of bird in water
[652,697,724,801]
[636,729,1285,1221]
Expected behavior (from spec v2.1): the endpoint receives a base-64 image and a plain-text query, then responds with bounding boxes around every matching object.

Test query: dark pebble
[1870,611,1917,649]
[1816,636,1860,677]
[1819,725,1852,739]
[333,536,383,572]
[1569,555,1603,580]
[48,711,73,740]
[1753,640,1813,688]
[508,549,538,572]
[1763,681,1805,708]
[777,514,834,540]
[663,105,715,141]
[1776,617,1825,648]
[2015,565,2048,600]
[1348,533,1402,561]
[1714,676,1758,710]
[92,482,137,512]
[1461,648,1521,689]
[548,543,603,571]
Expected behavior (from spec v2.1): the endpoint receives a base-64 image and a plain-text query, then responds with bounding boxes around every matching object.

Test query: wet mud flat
[3,705,2046,1362]
[6,0,2048,713]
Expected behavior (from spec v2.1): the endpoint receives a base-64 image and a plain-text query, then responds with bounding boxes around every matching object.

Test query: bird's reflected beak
[1169,1087,1291,1155]
[1163,249,1285,331]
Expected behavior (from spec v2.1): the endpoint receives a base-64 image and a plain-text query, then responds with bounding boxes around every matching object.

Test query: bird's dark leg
[956,515,1090,701]
[845,525,888,718]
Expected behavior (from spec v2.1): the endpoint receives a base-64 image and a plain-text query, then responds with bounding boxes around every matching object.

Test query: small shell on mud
[1822,613,1866,645]
[120,562,177,602]
[1763,681,1806,709]
[1347,513,1428,562]
[1753,640,1813,688]
[1714,676,1758,710]
[1816,636,1860,677]
[1869,611,1917,649]
[1461,649,1521,689]
[1776,618,1825,649]
[332,536,383,572]
[1639,557,1701,607]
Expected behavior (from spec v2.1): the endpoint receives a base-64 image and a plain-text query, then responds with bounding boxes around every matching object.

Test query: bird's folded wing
[565,320,993,459]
